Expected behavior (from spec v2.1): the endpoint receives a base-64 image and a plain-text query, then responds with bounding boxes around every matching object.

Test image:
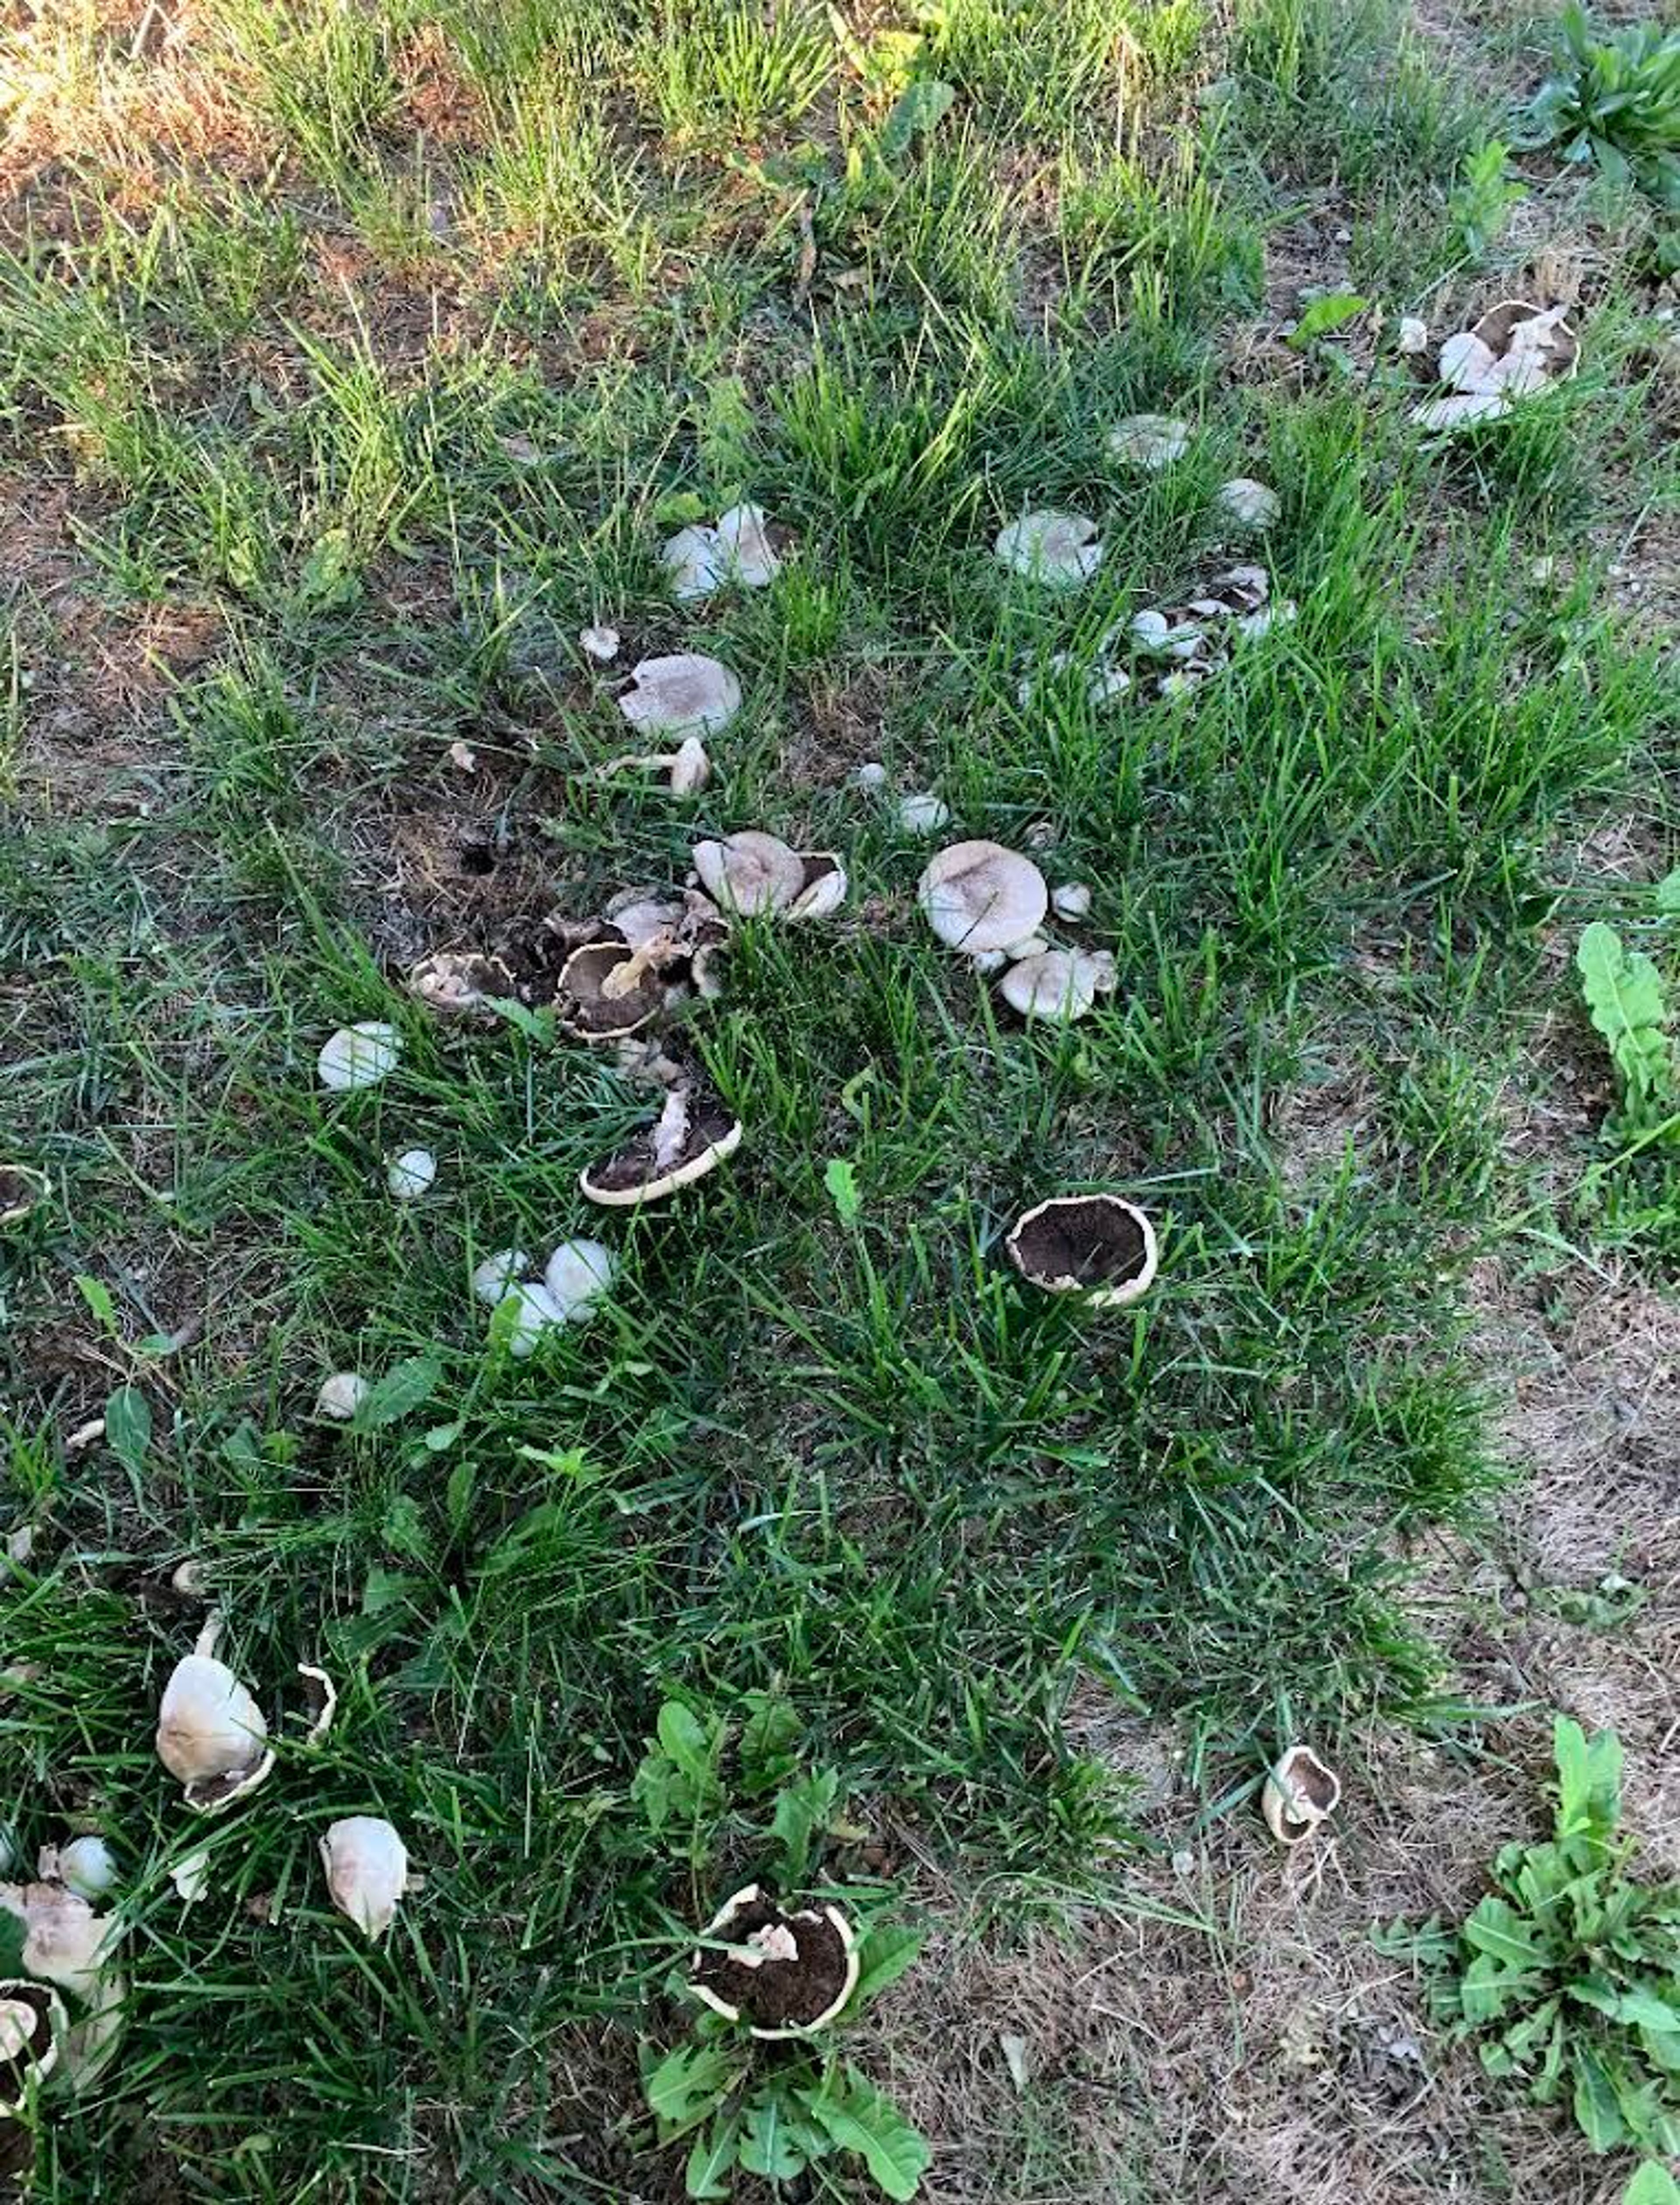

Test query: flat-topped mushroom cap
[998,950,1107,1022]
[619,654,742,738]
[1107,414,1191,468]
[918,841,1048,955]
[994,510,1102,587]
[693,831,805,916]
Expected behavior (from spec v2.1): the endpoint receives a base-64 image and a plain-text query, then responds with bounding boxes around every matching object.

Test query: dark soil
[492,916,606,1005]
[1008,1197,1148,1292]
[586,1090,739,1197]
[0,1168,45,1219]
[692,1896,850,2030]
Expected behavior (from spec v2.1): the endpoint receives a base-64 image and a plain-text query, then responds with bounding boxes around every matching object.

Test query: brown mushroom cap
[693,832,806,917]
[557,942,670,1039]
[919,840,1048,954]
[1006,1194,1157,1309]
[580,1087,743,1207]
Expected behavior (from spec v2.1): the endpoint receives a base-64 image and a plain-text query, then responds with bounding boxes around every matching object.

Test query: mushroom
[618,654,742,739]
[662,525,727,602]
[0,1167,48,1228]
[155,1627,273,1814]
[852,761,889,792]
[1107,414,1191,468]
[661,505,783,600]
[1215,478,1280,529]
[1262,1745,1341,1844]
[580,1081,743,1208]
[1005,1193,1158,1309]
[919,841,1048,955]
[36,1838,116,1902]
[580,625,621,662]
[669,736,711,797]
[1410,301,1578,434]
[692,832,805,917]
[386,1149,437,1201]
[0,1981,63,2112]
[317,1023,402,1093]
[320,1817,408,1942]
[787,853,847,922]
[1396,316,1429,355]
[994,511,1102,587]
[556,940,672,1041]
[406,951,513,1021]
[471,1249,530,1308]
[896,792,951,835]
[689,1884,860,2040]
[315,1372,368,1421]
[998,949,1115,1023]
[170,1850,211,1905]
[496,1280,566,1358]
[1051,882,1092,921]
[0,1883,124,2092]
[542,1239,616,1320]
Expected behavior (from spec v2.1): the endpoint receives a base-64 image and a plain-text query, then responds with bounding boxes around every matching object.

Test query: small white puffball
[851,761,889,791]
[897,792,951,835]
[471,1249,529,1307]
[50,1836,118,1900]
[497,1280,564,1358]
[386,1148,437,1201]
[315,1372,369,1421]
[1051,883,1093,921]
[543,1239,616,1319]
[317,1023,402,1093]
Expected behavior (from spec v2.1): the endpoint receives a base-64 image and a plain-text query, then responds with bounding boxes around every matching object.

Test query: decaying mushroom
[618,654,742,739]
[1005,1194,1158,1309]
[316,1023,402,1093]
[0,1981,63,2110]
[580,1078,743,1207]
[689,1885,860,2040]
[406,950,513,1021]
[1107,414,1191,469]
[994,511,1103,588]
[320,1816,408,1942]
[155,1619,273,1815]
[1410,300,1579,434]
[0,1168,48,1228]
[1124,564,1288,695]
[1262,1745,1341,1844]
[997,948,1116,1024]
[919,841,1049,956]
[557,940,674,1041]
[662,504,784,600]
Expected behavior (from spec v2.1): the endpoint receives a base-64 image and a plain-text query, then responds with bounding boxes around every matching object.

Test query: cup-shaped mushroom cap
[619,653,742,738]
[543,1238,616,1318]
[156,1654,274,1811]
[557,942,668,1040]
[1006,1195,1158,1309]
[997,950,1110,1023]
[0,1166,49,1227]
[320,1816,408,1941]
[693,832,805,917]
[1262,1745,1341,1844]
[919,841,1048,955]
[580,1085,743,1208]
[689,1884,861,2040]
[1470,298,1579,382]
[0,1980,64,2111]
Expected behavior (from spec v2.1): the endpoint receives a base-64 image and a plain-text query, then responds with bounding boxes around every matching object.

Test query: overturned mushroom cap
[557,940,672,1040]
[693,831,805,917]
[155,1654,273,1813]
[994,510,1102,587]
[689,1883,861,2041]
[406,951,512,1021]
[581,1083,743,1208]
[0,1979,64,2111]
[0,1166,49,1228]
[919,841,1048,955]
[317,1023,402,1093]
[998,949,1114,1023]
[543,1238,616,1318]
[1262,1744,1341,1844]
[1108,414,1191,468]
[1215,478,1280,529]
[619,654,742,738]
[1006,1193,1158,1310]
[320,1816,408,1941]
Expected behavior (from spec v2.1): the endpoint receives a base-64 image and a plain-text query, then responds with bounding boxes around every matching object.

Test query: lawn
[1,0,1677,2198]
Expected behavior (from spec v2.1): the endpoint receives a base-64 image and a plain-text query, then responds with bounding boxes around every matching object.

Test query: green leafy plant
[1577,922,1677,1139]
[1627,2166,1680,2205]
[1448,139,1527,259]
[1285,287,1368,350]
[1526,6,1680,208]
[1376,1720,1680,2156]
[643,1920,929,2198]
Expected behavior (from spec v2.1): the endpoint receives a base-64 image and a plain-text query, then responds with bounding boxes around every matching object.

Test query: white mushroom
[315,1372,368,1421]
[998,949,1113,1022]
[1215,478,1280,529]
[1107,414,1191,468]
[668,736,711,797]
[37,1837,116,1901]
[714,503,781,587]
[386,1148,436,1201]
[497,1280,565,1358]
[1262,1745,1342,1844]
[919,841,1049,955]
[471,1249,529,1308]
[994,511,1103,587]
[320,1816,408,1941]
[619,654,742,739]
[1396,316,1429,355]
[692,831,805,916]
[580,625,620,662]
[1410,390,1509,434]
[786,854,847,922]
[0,1883,115,2004]
[543,1239,616,1320]
[317,1023,402,1093]
[170,1850,211,1905]
[155,1647,273,1813]
[1051,882,1092,921]
[661,525,727,602]
[897,792,951,836]
[851,761,889,792]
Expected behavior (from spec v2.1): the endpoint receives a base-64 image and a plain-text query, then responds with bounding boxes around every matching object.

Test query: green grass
[1,0,1677,2195]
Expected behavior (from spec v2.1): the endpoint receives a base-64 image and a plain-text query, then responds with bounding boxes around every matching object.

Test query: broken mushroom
[689,1885,860,2041]
[155,1627,274,1815]
[1262,1745,1341,1844]
[580,1080,742,1208]
[0,1982,63,2112]
[320,1816,408,1942]
[1005,1194,1158,1309]
[406,950,513,1021]
[919,841,1049,956]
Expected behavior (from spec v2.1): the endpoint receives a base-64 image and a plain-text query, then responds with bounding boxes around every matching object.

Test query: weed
[1525,7,1680,209]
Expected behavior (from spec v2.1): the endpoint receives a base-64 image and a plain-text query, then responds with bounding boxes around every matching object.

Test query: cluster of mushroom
[1125,563,1293,697]
[471,1236,615,1358]
[661,503,783,602]
[1410,299,1580,434]
[919,840,1115,1024]
[0,1872,125,2139]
